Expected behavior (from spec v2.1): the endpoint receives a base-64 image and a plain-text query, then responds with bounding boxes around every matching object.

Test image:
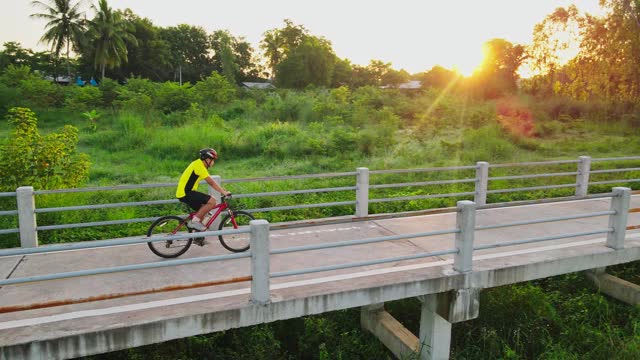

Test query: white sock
[192,216,202,223]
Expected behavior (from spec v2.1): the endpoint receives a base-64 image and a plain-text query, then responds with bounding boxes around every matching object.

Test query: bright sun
[447,45,485,77]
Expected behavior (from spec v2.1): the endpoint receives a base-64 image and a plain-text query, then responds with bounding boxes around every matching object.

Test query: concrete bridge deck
[1,195,639,359]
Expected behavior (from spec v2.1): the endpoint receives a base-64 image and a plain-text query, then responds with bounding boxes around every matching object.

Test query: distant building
[380,80,422,90]
[398,80,422,89]
[241,82,276,90]
[44,75,72,85]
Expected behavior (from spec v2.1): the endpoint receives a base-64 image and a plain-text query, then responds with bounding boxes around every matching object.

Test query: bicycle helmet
[199,148,218,160]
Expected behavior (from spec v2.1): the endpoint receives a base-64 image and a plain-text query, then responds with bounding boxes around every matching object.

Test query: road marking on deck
[0,237,614,330]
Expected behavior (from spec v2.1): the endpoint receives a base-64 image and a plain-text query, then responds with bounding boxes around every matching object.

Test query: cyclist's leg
[182,191,215,230]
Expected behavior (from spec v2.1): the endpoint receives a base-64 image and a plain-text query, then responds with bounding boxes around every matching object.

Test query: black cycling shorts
[178,191,211,211]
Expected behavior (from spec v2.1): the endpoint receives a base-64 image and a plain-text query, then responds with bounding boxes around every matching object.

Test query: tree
[86,0,137,79]
[160,24,212,84]
[471,38,526,99]
[30,0,86,76]
[528,6,581,95]
[116,9,171,81]
[417,65,460,89]
[275,36,336,88]
[260,19,309,80]
[210,30,261,84]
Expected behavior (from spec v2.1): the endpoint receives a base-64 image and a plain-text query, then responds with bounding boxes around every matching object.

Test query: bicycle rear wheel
[147,215,194,258]
[218,211,255,252]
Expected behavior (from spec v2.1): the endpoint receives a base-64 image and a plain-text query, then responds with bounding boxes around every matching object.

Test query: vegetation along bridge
[0,156,639,360]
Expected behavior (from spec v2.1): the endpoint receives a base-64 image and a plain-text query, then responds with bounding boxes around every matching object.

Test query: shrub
[0,81,19,113]
[17,78,64,109]
[0,65,40,87]
[155,81,193,113]
[64,86,103,112]
[98,78,119,108]
[461,125,519,162]
[0,107,90,190]
[192,71,236,106]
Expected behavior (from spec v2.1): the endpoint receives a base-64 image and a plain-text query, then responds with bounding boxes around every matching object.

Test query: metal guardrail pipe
[37,217,161,231]
[271,228,459,255]
[476,211,616,231]
[34,199,178,213]
[224,172,358,183]
[233,186,357,199]
[370,165,477,175]
[370,178,475,189]
[369,192,476,203]
[246,201,356,214]
[0,229,19,235]
[589,179,640,185]
[489,160,579,168]
[475,192,617,210]
[33,183,176,195]
[0,228,248,257]
[0,210,18,216]
[489,172,578,181]
[592,156,640,162]
[590,167,640,174]
[486,183,577,194]
[270,248,459,278]
[474,228,613,251]
[0,192,16,198]
[0,251,251,286]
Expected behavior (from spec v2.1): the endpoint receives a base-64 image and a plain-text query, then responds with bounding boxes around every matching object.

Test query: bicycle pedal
[194,237,207,246]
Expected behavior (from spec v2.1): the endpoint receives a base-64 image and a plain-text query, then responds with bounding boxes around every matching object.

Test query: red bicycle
[146,195,255,258]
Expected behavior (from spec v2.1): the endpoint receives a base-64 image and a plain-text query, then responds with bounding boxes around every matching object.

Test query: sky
[2,0,605,76]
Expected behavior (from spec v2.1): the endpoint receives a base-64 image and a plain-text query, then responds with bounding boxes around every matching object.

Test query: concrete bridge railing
[0,155,638,249]
[0,185,636,360]
[0,187,632,305]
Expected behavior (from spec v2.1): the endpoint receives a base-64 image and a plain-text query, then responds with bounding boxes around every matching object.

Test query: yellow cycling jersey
[176,159,210,198]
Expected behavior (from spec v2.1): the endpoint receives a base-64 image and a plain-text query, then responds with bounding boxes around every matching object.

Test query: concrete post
[576,156,591,196]
[606,187,631,250]
[418,294,451,360]
[16,186,38,248]
[250,219,270,304]
[209,175,223,229]
[474,162,489,206]
[355,167,369,217]
[454,200,476,273]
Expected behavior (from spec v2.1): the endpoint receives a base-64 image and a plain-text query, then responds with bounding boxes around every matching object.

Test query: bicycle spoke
[147,216,193,258]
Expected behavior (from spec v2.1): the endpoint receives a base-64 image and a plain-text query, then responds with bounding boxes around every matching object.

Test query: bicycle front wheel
[147,215,194,258]
[218,211,255,252]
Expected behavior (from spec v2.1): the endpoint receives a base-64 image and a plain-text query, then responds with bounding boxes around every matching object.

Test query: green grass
[2,89,640,360]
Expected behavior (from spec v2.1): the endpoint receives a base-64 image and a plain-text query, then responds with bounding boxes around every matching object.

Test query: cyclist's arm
[205,176,231,196]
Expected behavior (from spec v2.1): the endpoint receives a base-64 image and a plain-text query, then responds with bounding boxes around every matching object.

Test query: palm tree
[86,0,136,79]
[30,0,86,76]
[260,30,283,80]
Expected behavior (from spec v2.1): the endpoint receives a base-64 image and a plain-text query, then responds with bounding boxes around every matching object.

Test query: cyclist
[176,148,231,231]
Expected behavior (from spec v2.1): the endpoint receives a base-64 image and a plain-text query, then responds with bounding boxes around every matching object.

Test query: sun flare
[448,45,485,77]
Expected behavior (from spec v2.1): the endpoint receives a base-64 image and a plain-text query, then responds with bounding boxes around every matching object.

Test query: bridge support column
[585,268,640,305]
[361,289,480,360]
[418,289,480,360]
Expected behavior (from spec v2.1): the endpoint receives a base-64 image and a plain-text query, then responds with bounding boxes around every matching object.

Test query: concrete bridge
[0,156,639,359]
[0,192,639,359]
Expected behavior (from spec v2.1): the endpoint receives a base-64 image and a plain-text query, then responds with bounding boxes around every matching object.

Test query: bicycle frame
[174,198,236,234]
